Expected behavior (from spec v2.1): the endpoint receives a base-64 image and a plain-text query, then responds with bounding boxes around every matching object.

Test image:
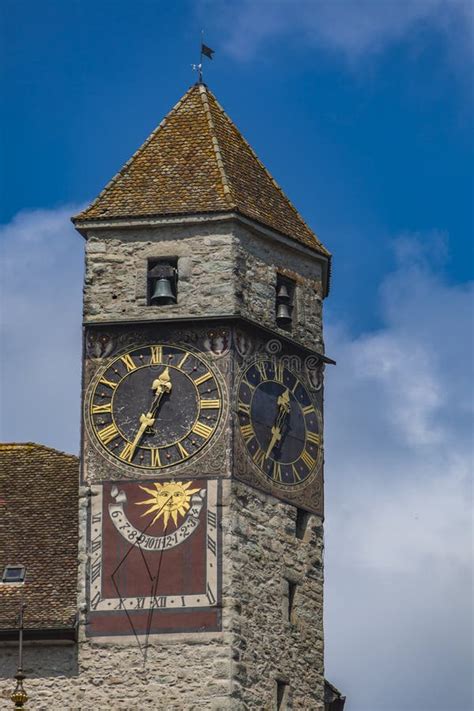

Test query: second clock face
[237,359,322,488]
[86,344,223,470]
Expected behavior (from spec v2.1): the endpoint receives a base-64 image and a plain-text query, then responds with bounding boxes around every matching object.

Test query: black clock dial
[87,344,223,469]
[237,359,322,487]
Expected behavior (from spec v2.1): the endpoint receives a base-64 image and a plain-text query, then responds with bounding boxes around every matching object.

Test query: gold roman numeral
[302,405,314,416]
[238,401,251,416]
[307,431,321,445]
[194,372,212,387]
[120,354,136,372]
[292,464,302,482]
[97,423,120,445]
[272,461,282,482]
[200,399,220,409]
[91,403,112,414]
[253,448,266,469]
[119,442,135,462]
[150,449,161,467]
[177,352,190,369]
[274,361,284,383]
[99,378,117,390]
[192,421,214,439]
[150,346,163,364]
[177,442,189,459]
[255,360,267,381]
[301,449,316,470]
[240,424,254,442]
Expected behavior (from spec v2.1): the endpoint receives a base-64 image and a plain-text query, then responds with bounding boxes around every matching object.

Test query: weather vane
[192,31,215,84]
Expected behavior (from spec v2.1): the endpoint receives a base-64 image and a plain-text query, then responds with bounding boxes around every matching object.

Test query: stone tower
[72,83,333,710]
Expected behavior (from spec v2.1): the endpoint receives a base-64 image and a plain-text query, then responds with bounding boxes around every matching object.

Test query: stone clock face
[237,359,322,488]
[86,344,223,470]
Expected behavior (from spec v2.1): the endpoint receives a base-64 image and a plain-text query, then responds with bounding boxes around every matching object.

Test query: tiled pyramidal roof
[74,84,329,257]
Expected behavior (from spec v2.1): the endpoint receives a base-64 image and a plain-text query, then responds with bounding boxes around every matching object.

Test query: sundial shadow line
[143,515,172,667]
[109,495,171,660]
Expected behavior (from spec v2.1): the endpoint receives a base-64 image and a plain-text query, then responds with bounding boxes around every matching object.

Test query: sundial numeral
[90,591,101,610]
[207,535,217,556]
[207,510,217,528]
[91,535,102,553]
[90,560,101,584]
[206,584,216,605]
[151,596,167,609]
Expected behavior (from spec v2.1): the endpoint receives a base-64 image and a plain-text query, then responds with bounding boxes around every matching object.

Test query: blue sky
[1,2,473,710]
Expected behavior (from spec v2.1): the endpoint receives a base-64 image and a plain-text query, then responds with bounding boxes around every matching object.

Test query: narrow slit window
[288,580,297,620]
[295,507,310,540]
[276,679,289,710]
[282,578,298,622]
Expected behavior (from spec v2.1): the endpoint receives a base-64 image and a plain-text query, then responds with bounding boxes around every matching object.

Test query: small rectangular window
[276,679,289,710]
[275,274,295,330]
[2,565,26,583]
[147,259,178,306]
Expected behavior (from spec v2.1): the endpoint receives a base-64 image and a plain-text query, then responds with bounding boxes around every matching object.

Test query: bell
[276,302,292,325]
[150,277,176,305]
[276,283,290,301]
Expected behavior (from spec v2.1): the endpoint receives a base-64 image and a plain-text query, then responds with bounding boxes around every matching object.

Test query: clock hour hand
[265,389,291,458]
[128,368,173,460]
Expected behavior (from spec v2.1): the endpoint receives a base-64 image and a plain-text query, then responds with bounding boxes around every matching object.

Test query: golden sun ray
[135,481,201,529]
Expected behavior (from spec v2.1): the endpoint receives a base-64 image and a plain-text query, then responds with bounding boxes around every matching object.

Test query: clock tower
[72,83,333,709]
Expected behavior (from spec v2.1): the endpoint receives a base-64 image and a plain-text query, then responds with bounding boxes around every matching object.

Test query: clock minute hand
[265,389,291,458]
[149,367,172,416]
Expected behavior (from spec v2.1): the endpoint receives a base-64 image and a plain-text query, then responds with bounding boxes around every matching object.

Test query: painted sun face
[136,481,200,528]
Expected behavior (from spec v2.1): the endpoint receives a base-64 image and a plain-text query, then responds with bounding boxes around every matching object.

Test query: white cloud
[0,207,84,454]
[324,234,473,710]
[200,0,473,64]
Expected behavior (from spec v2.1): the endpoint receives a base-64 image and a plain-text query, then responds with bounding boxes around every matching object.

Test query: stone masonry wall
[0,479,324,710]
[227,480,325,710]
[83,219,324,353]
